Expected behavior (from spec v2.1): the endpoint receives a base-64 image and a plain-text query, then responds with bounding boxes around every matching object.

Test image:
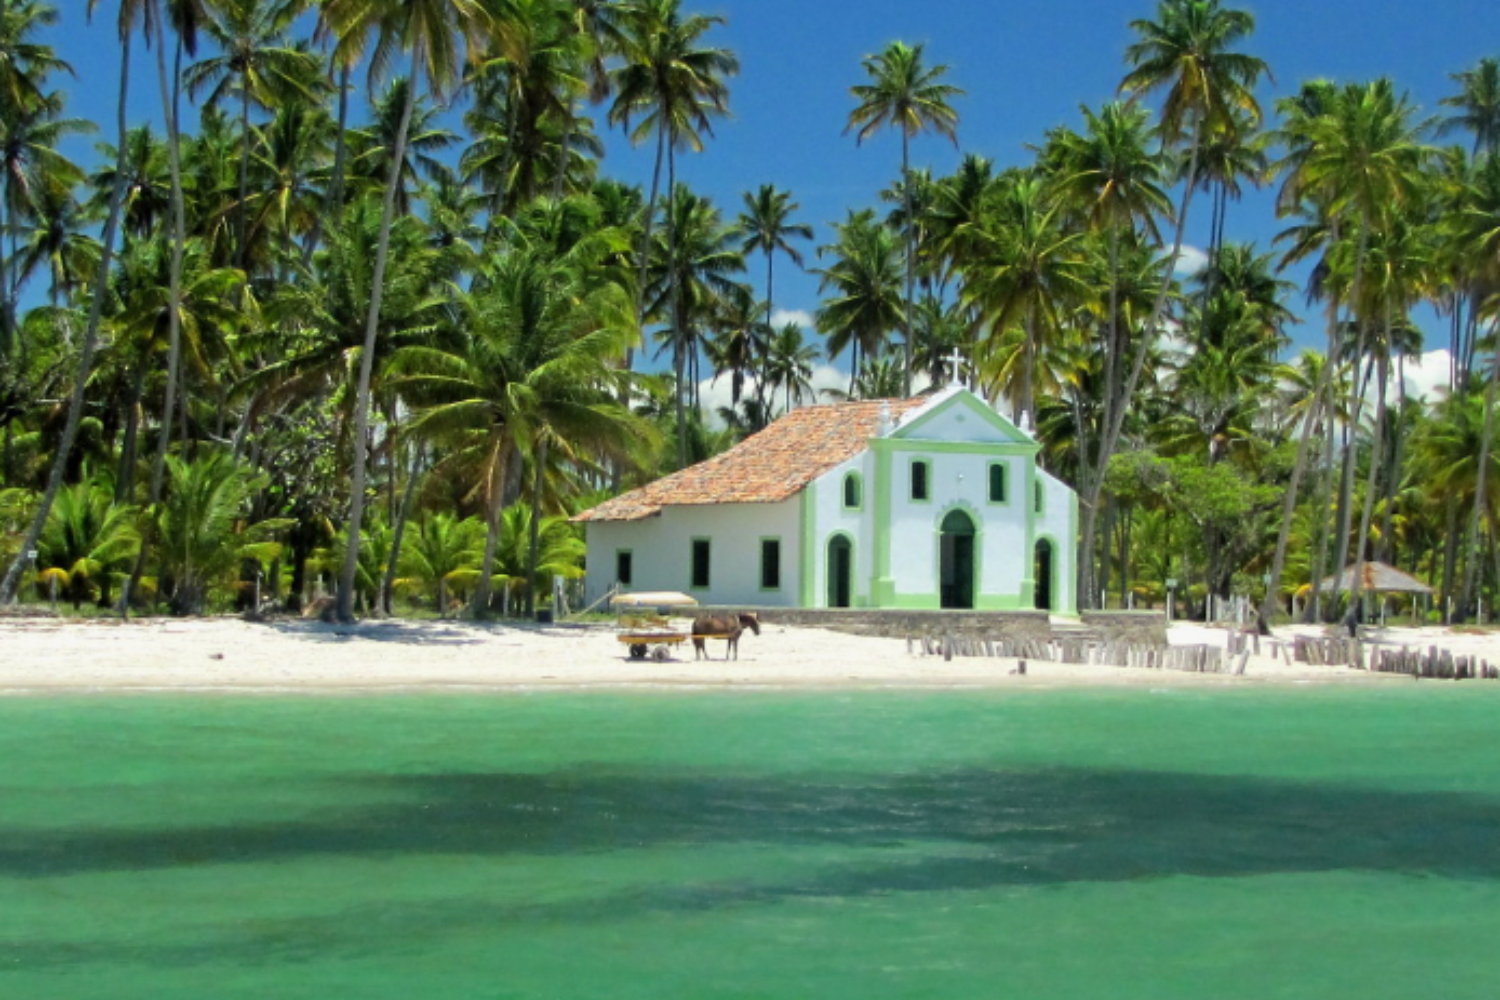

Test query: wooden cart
[612,592,699,660]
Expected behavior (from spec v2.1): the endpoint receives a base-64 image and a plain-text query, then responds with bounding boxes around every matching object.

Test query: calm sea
[3,687,1499,999]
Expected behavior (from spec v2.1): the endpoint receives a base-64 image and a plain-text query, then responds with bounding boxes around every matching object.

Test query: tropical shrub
[155,450,292,615]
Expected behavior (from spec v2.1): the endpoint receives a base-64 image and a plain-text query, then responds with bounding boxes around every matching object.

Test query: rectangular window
[1035,481,1044,514]
[760,538,782,590]
[988,463,1007,503]
[691,538,711,589]
[616,550,633,586]
[911,460,930,501]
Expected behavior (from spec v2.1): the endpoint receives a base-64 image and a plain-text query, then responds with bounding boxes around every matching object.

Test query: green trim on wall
[799,487,817,606]
[879,439,1038,457]
[871,440,896,605]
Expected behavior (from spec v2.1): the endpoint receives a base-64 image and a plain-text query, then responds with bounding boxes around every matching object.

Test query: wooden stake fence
[909,633,1497,680]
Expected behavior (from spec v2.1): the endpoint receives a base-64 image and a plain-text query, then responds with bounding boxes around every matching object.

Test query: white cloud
[1394,349,1454,402]
[1174,244,1209,277]
[769,308,815,330]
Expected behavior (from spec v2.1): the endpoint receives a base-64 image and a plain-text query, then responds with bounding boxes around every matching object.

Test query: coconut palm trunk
[1458,314,1500,619]
[145,11,188,508]
[899,128,914,396]
[525,435,551,617]
[1080,118,1203,609]
[472,430,513,616]
[336,53,421,623]
[634,111,666,327]
[1,44,132,605]
[1258,291,1343,631]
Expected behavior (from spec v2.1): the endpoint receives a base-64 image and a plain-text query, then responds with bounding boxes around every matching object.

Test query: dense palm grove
[0,0,1497,625]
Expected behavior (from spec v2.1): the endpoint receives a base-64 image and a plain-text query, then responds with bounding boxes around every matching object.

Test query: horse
[691,612,761,660]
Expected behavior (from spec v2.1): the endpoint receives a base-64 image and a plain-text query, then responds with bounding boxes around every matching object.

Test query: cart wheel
[629,643,648,660]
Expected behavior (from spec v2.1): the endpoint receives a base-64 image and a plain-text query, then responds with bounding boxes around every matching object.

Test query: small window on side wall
[691,539,711,589]
[843,473,861,509]
[616,550,633,586]
[988,463,1007,503]
[1035,481,1044,514]
[911,460,930,501]
[760,538,781,590]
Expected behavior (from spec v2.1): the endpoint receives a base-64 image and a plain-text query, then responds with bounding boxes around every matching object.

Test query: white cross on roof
[945,348,966,386]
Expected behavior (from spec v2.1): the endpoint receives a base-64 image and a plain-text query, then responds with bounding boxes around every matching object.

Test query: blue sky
[39,0,1500,382]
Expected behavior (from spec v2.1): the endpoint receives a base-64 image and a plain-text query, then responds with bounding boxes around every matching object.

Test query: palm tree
[15,180,100,310]
[389,245,648,616]
[351,76,459,216]
[38,471,140,609]
[319,0,494,622]
[1440,57,1500,156]
[0,1,73,326]
[396,511,483,615]
[642,184,744,442]
[488,502,585,613]
[155,448,289,614]
[1288,79,1428,618]
[1042,102,1169,482]
[735,183,811,412]
[762,320,818,413]
[183,0,319,268]
[608,0,736,312]
[1,1,134,604]
[846,40,962,395]
[0,91,91,323]
[704,282,766,417]
[240,93,335,271]
[814,209,904,395]
[1109,0,1269,611]
[962,173,1089,424]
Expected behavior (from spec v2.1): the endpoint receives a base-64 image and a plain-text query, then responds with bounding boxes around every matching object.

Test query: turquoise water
[3,687,1499,999]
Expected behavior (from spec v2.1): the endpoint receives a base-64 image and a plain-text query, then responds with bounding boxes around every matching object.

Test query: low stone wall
[1079,610,1169,646]
[700,607,1053,644]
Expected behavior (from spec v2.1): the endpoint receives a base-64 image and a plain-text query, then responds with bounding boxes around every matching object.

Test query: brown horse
[691,612,761,660]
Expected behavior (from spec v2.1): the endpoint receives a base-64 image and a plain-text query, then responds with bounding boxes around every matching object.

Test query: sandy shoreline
[3,614,1498,695]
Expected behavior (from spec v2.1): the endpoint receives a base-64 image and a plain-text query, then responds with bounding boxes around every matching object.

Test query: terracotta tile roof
[576,397,929,522]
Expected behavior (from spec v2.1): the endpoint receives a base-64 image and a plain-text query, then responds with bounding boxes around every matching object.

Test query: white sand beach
[2,614,1498,694]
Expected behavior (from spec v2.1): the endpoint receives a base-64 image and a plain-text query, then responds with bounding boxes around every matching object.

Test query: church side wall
[1037,470,1079,614]
[803,453,878,607]
[583,499,803,608]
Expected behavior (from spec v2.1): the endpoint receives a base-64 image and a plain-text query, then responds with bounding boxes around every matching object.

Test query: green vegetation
[0,0,1496,624]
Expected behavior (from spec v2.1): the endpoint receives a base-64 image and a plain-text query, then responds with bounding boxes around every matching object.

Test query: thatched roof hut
[1319,561,1434,595]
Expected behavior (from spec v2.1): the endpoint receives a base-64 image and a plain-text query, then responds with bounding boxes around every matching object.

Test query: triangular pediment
[889,388,1035,446]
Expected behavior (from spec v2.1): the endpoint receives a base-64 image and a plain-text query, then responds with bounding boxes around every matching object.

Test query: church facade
[575,386,1077,613]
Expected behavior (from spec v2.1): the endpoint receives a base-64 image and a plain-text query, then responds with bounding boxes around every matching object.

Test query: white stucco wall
[583,498,802,607]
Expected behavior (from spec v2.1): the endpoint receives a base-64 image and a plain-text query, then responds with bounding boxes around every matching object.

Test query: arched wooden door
[827,535,853,608]
[939,509,976,609]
